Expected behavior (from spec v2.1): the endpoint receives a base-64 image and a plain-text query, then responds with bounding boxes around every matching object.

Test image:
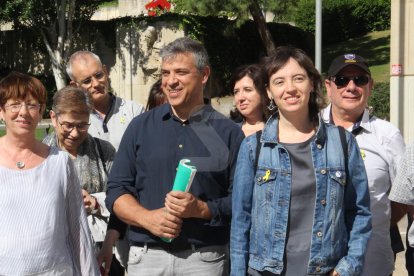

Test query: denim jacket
[230,116,372,276]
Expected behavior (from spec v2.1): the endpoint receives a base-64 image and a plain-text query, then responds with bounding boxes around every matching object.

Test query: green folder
[161,159,197,243]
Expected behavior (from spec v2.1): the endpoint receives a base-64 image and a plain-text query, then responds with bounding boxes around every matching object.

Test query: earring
[267,98,276,111]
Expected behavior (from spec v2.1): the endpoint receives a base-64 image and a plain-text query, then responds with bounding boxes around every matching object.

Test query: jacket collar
[261,114,326,146]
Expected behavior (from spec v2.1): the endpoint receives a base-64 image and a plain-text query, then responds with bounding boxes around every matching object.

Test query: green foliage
[294,0,390,44]
[0,0,106,28]
[171,0,297,26]
[99,0,118,8]
[266,0,298,22]
[369,82,390,120]
[171,0,250,23]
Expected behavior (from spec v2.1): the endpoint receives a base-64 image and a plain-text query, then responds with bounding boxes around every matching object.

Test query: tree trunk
[51,64,67,90]
[248,0,276,56]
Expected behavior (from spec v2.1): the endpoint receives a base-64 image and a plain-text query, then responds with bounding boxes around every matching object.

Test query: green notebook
[161,159,197,243]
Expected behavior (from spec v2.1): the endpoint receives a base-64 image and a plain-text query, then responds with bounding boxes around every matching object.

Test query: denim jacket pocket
[328,169,346,186]
[251,168,279,257]
[327,169,347,246]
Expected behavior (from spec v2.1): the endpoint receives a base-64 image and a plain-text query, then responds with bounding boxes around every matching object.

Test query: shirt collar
[324,104,372,134]
[161,104,213,123]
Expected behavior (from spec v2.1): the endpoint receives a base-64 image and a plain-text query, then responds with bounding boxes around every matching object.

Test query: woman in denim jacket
[230,47,372,276]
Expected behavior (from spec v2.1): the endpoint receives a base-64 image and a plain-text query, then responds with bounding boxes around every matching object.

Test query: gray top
[280,137,317,276]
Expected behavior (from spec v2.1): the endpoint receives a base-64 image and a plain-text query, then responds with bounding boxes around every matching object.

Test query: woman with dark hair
[230,47,372,276]
[0,72,98,275]
[145,79,166,111]
[229,64,270,136]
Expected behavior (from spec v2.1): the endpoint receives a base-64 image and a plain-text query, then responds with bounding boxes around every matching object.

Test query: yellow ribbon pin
[263,170,271,182]
[120,117,126,124]
[360,149,366,160]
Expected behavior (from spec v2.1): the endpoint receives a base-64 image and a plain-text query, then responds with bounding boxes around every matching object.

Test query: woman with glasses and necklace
[0,72,99,275]
[230,47,372,276]
[43,86,115,259]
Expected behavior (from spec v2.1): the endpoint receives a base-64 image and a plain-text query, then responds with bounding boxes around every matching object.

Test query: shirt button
[321,199,326,205]
[316,144,322,149]
[320,169,326,174]
[335,171,342,177]
[317,231,323,237]
[178,144,183,149]
[182,123,186,127]
[316,266,321,272]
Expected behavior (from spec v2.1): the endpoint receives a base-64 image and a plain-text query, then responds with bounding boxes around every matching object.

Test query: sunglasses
[331,75,370,87]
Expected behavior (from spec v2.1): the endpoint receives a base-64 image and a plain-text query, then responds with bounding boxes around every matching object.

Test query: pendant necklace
[15,149,35,169]
[16,161,26,169]
[2,143,35,169]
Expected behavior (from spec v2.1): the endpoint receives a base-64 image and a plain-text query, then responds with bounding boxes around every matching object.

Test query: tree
[0,0,107,90]
[171,0,297,56]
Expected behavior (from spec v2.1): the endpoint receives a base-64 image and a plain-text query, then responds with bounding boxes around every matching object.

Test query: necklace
[16,161,25,169]
[1,140,35,170]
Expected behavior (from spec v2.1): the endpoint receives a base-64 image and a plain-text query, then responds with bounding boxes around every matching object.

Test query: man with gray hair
[67,51,144,274]
[67,51,144,150]
[106,37,244,275]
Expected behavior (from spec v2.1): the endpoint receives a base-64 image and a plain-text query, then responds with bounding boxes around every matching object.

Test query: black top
[106,104,244,246]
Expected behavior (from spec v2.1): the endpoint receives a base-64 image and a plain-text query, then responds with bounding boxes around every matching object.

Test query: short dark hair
[261,46,327,124]
[229,64,271,122]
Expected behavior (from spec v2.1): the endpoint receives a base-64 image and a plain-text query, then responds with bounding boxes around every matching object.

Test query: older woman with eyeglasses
[0,72,99,275]
[43,86,116,255]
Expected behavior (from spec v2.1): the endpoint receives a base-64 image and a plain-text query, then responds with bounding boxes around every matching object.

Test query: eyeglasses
[57,117,90,133]
[331,75,370,87]
[78,71,105,86]
[4,103,42,113]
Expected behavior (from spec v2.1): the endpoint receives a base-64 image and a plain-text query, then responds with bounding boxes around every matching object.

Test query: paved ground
[395,218,409,276]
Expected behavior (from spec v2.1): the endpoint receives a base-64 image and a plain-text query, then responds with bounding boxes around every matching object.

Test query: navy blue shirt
[106,103,244,246]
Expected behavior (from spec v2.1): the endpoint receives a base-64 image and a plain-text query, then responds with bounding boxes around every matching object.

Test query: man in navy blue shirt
[106,37,244,275]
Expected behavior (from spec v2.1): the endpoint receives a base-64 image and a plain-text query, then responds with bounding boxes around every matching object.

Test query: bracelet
[90,195,100,215]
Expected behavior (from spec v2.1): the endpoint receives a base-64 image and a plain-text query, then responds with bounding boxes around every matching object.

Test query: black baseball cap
[328,54,371,77]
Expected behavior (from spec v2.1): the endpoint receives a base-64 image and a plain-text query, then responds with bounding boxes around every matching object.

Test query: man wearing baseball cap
[322,54,406,275]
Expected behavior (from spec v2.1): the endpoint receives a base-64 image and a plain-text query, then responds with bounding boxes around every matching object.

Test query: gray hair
[160,37,210,71]
[52,86,93,115]
[66,51,102,81]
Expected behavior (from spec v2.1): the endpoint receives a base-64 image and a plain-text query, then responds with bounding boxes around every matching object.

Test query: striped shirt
[0,147,99,275]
